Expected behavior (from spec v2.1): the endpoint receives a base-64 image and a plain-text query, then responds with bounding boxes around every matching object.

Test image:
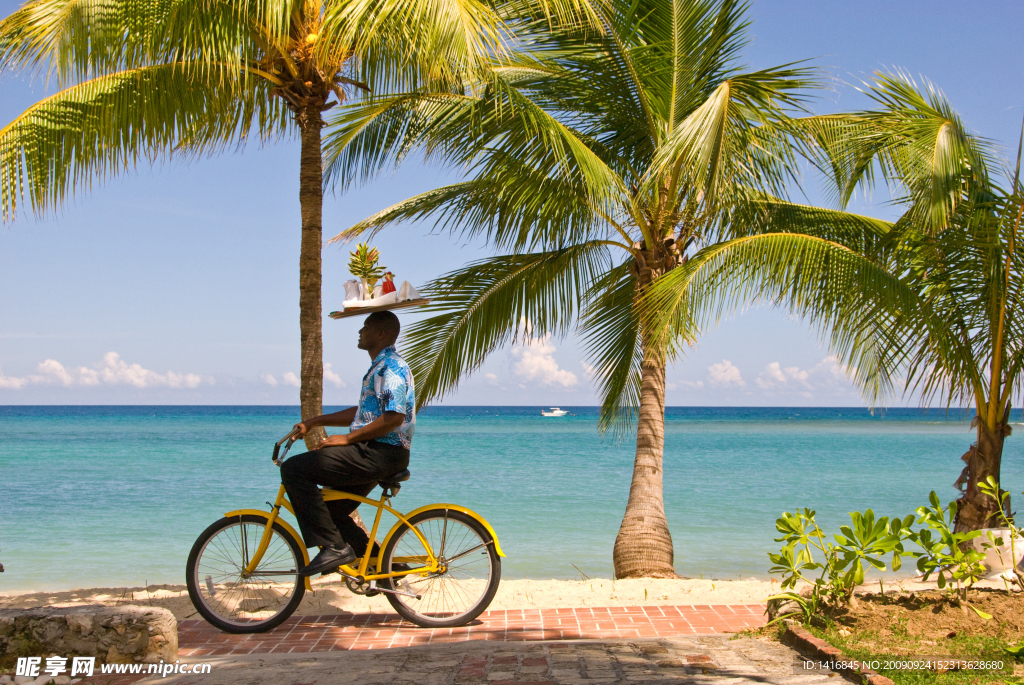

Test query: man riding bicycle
[283,310,414,577]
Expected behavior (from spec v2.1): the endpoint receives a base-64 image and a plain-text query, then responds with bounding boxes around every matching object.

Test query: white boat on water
[541,407,569,417]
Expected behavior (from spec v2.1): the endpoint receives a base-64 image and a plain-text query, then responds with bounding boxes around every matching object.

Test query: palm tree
[646,74,1024,532]
[0,0,519,449]
[325,0,820,577]
[803,75,1024,531]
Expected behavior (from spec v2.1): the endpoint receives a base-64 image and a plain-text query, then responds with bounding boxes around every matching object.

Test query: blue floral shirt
[350,346,415,448]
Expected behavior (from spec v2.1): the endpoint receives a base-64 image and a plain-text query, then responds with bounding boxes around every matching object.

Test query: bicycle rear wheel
[381,509,501,628]
[186,514,305,633]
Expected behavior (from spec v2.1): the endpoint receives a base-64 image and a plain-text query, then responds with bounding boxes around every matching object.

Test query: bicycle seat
[379,469,411,487]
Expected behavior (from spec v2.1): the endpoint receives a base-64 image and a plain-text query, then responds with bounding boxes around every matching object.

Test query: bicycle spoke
[385,514,495,623]
[191,520,302,628]
[445,542,486,564]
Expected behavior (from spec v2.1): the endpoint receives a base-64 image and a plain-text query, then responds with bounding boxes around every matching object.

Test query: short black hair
[364,310,401,342]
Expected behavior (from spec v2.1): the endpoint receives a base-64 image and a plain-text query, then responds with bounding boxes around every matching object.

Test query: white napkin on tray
[397,281,421,301]
[343,291,399,309]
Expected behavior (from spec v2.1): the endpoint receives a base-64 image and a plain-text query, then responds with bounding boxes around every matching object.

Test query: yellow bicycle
[185,430,504,633]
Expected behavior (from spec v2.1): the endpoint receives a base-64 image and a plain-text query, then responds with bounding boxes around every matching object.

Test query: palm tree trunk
[612,332,679,579]
[954,408,1013,532]
[298,103,327,450]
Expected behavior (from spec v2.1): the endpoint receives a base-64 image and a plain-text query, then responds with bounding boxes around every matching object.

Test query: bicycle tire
[186,514,306,633]
[381,509,501,628]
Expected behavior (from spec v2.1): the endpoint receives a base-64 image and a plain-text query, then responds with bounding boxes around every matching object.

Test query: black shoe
[301,544,356,577]
[321,547,379,576]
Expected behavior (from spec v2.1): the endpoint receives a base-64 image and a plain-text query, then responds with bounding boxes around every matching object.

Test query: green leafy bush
[767,491,998,622]
[907,492,986,603]
[767,508,911,620]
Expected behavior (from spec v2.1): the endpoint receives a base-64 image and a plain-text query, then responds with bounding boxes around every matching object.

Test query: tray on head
[329,298,431,319]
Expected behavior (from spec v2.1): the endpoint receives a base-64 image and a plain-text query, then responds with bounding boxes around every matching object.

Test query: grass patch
[800,589,1024,684]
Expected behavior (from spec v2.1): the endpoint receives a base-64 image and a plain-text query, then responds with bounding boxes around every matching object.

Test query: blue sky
[1,0,1022,406]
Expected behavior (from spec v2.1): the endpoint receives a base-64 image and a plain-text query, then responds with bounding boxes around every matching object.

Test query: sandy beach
[3,575,1018,622]
[0,578,783,620]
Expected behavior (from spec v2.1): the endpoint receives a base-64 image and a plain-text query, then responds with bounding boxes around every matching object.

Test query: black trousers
[281,440,409,550]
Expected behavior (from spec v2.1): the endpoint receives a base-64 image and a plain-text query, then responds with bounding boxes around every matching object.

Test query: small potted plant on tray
[348,243,386,299]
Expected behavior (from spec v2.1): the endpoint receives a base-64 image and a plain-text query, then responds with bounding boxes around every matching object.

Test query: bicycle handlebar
[272,428,302,466]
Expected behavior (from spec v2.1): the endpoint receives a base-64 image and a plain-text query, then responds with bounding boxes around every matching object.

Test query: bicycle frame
[236,484,438,583]
[226,430,505,592]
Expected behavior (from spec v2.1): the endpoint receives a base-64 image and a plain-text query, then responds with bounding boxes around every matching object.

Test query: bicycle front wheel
[186,514,306,633]
[381,509,501,628]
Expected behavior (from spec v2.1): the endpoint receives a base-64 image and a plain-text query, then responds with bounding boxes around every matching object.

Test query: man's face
[357,322,381,350]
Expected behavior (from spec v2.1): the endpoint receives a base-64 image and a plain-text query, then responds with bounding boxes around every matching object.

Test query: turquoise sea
[1,406,1022,593]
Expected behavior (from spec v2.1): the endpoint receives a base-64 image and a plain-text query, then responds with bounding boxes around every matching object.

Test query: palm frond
[643,233,919,404]
[807,72,997,233]
[328,168,606,251]
[323,0,508,91]
[647,64,816,211]
[577,261,648,436]
[725,190,894,256]
[402,243,611,407]
[323,89,479,190]
[0,0,263,84]
[0,61,284,222]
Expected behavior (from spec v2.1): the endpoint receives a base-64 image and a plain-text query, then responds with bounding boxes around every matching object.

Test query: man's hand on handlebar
[289,419,352,446]
[294,408,358,439]
[319,434,351,447]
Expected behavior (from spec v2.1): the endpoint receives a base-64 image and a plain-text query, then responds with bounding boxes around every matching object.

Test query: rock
[0,606,176,665]
[50,676,72,685]
[14,677,35,685]
[64,614,93,636]
[0,675,11,684]
[106,645,129,665]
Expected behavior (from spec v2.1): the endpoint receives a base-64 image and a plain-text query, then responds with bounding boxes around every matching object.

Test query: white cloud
[679,380,704,389]
[33,359,74,386]
[510,319,578,388]
[323,363,346,388]
[282,372,301,387]
[756,361,810,390]
[260,373,278,387]
[708,359,745,387]
[0,352,211,390]
[0,368,27,389]
[92,352,207,388]
[484,373,499,386]
[810,355,849,381]
[751,357,852,397]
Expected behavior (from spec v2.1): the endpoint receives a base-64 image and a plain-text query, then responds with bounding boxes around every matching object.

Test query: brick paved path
[69,606,771,684]
[178,605,766,655]
[122,635,837,685]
